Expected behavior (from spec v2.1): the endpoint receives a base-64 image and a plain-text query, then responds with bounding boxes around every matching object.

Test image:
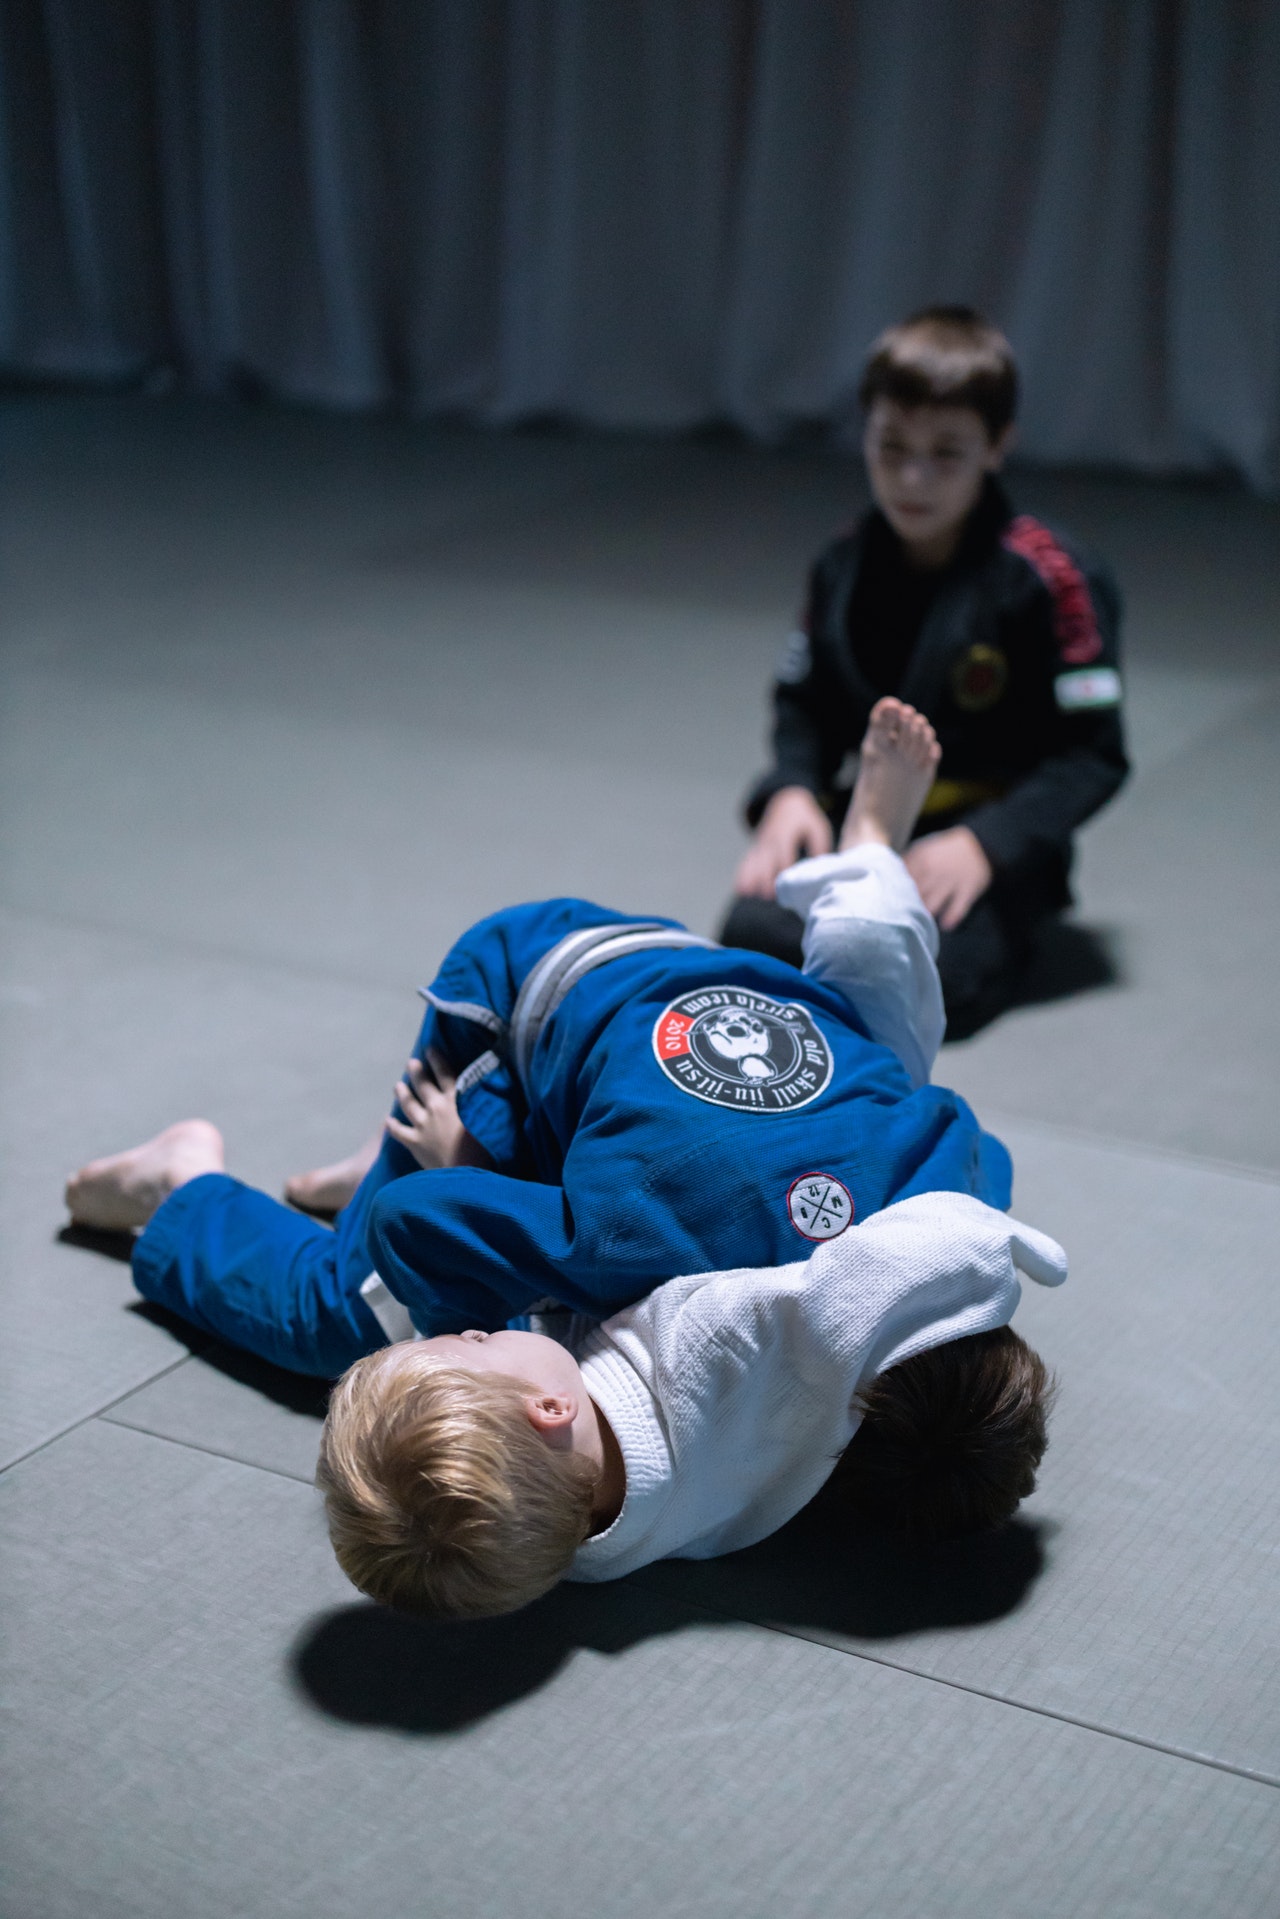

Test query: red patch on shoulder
[1002,516,1103,665]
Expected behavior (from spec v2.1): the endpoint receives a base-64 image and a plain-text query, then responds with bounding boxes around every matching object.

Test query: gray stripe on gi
[454,1049,502,1097]
[416,988,507,1035]
[511,923,719,1089]
[510,923,669,1086]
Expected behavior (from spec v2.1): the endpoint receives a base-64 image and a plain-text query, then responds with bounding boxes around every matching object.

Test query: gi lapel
[897,571,979,717]
[898,480,1011,717]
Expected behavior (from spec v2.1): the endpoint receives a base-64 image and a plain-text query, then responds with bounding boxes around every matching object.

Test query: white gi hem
[359,1272,419,1345]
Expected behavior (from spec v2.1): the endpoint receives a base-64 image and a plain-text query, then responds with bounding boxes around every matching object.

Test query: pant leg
[132,1170,394,1377]
[936,896,1022,1019]
[937,869,1061,1030]
[775,844,944,1089]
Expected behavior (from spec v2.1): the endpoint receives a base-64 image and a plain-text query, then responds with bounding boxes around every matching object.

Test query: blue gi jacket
[365,900,1011,1336]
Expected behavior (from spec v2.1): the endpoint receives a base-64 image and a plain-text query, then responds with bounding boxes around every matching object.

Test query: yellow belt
[919,777,1006,817]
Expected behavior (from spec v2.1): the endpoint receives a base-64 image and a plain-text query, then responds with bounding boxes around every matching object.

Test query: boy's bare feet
[284,1131,382,1219]
[840,698,941,854]
[65,1119,225,1232]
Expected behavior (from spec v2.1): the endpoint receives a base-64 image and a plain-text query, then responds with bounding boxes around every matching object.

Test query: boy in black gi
[723,306,1128,1029]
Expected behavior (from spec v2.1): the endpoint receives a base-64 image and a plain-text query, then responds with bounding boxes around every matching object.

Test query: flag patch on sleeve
[1054,667,1121,712]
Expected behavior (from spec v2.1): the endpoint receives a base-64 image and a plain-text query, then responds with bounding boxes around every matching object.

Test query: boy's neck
[898,520,965,571]
[588,1399,626,1532]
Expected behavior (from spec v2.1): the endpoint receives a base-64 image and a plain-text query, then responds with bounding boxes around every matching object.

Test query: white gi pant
[776,842,944,1094]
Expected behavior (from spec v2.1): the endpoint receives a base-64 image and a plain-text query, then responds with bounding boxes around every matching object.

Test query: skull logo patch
[652,987,833,1113]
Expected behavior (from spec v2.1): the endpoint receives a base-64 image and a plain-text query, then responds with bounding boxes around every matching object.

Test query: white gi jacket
[571,1191,1066,1580]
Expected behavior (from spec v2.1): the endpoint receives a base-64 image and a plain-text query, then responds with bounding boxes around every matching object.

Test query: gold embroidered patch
[950,643,1008,713]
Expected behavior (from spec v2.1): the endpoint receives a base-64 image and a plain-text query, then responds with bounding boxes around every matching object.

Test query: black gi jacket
[745,480,1129,906]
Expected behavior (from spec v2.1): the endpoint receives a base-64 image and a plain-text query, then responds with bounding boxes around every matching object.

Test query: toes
[899,707,938,761]
[868,698,937,759]
[869,696,906,732]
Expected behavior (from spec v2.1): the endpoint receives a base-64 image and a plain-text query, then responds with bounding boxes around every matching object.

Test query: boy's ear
[987,422,1017,470]
[523,1391,577,1438]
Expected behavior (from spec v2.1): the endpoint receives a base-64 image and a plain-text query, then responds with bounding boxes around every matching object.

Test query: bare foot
[284,1131,382,1219]
[840,698,941,854]
[65,1120,225,1232]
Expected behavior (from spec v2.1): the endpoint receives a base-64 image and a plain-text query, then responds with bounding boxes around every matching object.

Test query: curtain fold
[1170,0,1280,489]
[3,0,1277,489]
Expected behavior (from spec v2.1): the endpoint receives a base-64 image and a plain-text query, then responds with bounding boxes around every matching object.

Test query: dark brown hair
[822,1325,1054,1537]
[858,306,1019,441]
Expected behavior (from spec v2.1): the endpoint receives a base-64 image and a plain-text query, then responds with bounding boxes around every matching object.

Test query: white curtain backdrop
[3,0,1278,489]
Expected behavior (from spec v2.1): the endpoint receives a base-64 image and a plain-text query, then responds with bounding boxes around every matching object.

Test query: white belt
[421,920,720,1094]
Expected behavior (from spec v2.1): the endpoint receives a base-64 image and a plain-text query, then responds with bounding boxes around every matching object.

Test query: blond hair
[317,1347,599,1618]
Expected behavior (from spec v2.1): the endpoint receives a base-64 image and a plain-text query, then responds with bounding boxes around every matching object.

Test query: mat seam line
[638,1590,1280,1789]
[94,1413,317,1486]
[797,1637,1280,1788]
[0,1354,195,1478]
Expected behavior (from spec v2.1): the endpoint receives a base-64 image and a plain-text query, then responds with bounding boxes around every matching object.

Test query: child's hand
[735,787,834,898]
[903,826,993,930]
[385,1051,467,1171]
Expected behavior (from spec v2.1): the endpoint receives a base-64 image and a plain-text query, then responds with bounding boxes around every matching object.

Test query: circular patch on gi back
[950,642,1009,713]
[652,987,834,1113]
[787,1172,854,1241]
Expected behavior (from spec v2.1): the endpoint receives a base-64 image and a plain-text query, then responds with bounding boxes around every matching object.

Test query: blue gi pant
[132,1168,398,1378]
[132,900,654,1377]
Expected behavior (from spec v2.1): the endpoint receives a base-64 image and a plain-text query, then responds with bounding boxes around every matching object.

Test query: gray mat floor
[3,396,1278,1917]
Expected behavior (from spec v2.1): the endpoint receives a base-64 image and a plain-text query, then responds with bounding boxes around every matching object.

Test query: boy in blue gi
[67,702,1061,1615]
[68,702,1004,1375]
[724,306,1128,1029]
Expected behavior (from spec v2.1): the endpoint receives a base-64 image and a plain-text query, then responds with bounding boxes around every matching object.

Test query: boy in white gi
[67,703,1064,1618]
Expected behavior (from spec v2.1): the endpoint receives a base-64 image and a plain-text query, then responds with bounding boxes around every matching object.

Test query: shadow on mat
[57,1228,332,1416]
[1014,921,1122,1009]
[944,921,1122,1042]
[125,1300,332,1417]
[293,1513,1049,1733]
[58,1221,135,1262]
